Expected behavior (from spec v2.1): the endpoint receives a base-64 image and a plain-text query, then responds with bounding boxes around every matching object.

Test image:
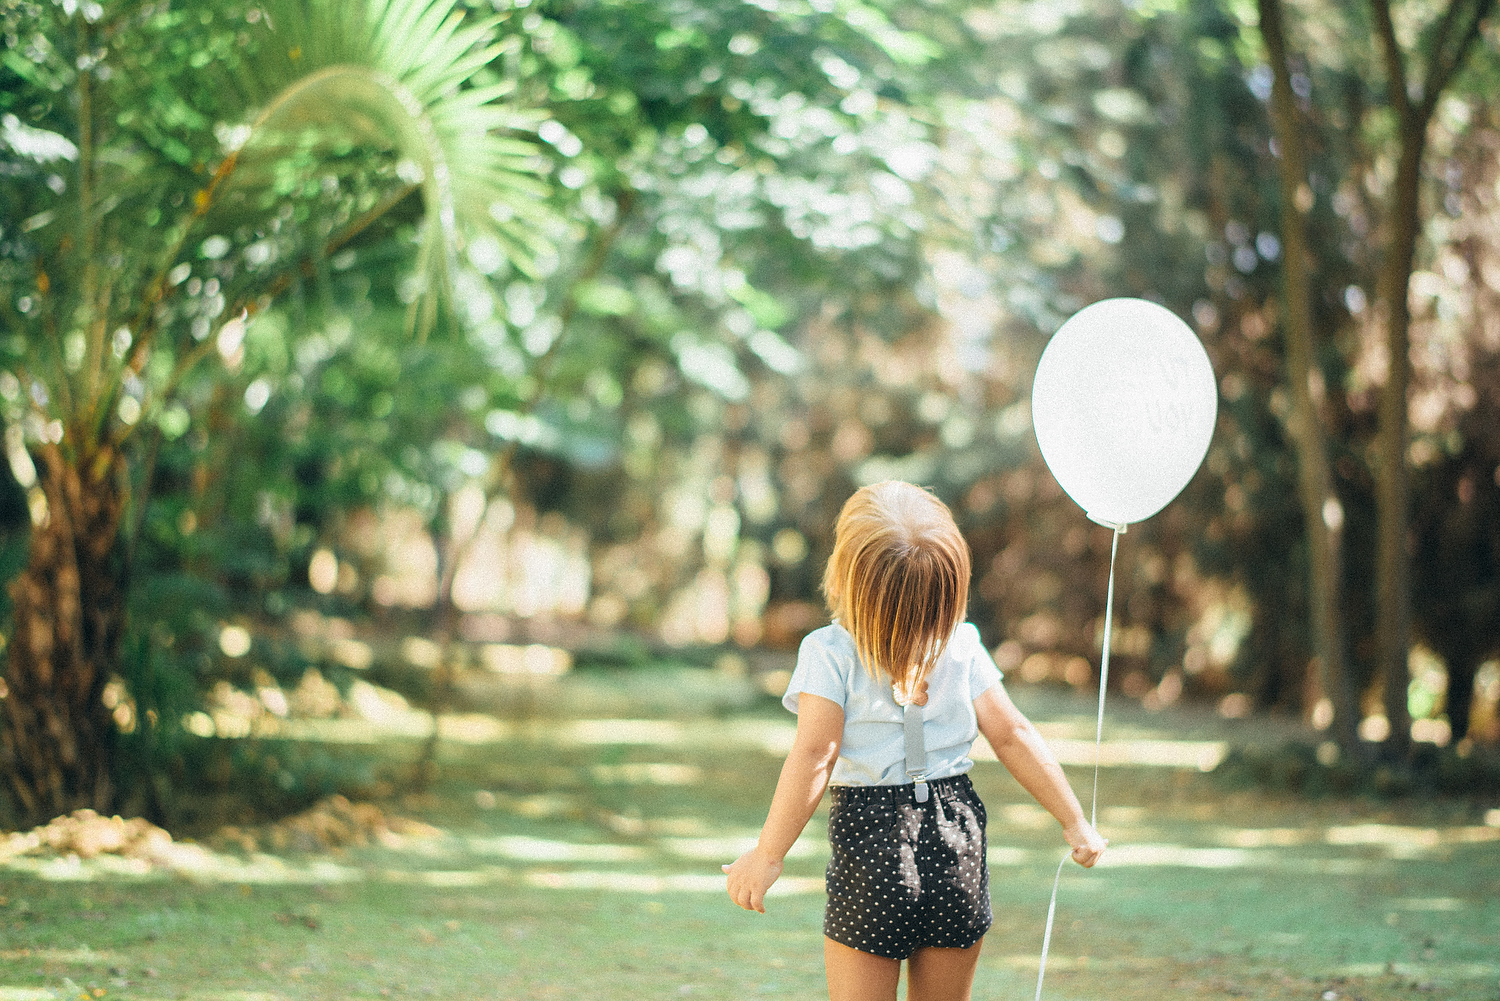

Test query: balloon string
[1033,853,1068,1001]
[1091,526,1121,830]
[1035,524,1122,1001]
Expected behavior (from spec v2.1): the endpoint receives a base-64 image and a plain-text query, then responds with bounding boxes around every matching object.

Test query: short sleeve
[782,629,851,714]
[957,623,1002,698]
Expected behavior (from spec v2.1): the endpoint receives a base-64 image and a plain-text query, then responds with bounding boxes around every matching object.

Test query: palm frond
[218,0,550,332]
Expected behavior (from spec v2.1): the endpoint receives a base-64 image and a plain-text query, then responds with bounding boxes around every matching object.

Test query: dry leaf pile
[214,795,441,854]
[0,809,179,865]
[1,796,441,875]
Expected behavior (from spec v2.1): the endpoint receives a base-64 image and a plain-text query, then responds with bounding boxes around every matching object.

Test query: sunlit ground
[2,680,1498,1001]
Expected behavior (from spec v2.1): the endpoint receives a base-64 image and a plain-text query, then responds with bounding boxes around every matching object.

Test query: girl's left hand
[722,846,784,913]
[1064,821,1108,868]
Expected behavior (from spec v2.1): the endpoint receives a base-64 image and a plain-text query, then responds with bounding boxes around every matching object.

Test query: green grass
[3,676,1498,1001]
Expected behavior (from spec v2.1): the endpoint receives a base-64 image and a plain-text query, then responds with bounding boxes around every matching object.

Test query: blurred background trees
[1,0,1497,828]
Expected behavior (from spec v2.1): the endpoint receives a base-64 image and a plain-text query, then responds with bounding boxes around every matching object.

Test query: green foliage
[0,0,559,819]
[4,0,1499,819]
[0,0,550,451]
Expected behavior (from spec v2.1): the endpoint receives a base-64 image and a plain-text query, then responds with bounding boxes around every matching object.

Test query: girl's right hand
[1064,821,1108,868]
[722,846,784,913]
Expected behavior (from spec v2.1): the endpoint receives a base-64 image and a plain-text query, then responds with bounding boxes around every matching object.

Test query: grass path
[2,678,1498,1000]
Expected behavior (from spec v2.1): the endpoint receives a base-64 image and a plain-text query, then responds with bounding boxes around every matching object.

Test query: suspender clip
[903,701,929,803]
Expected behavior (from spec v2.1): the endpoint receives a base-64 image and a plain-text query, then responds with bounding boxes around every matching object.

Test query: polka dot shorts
[823,774,992,960]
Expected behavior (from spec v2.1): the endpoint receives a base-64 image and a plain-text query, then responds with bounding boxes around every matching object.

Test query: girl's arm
[723,692,844,913]
[974,683,1107,867]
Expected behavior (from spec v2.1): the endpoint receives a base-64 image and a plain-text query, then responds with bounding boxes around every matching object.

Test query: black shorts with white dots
[823,773,992,960]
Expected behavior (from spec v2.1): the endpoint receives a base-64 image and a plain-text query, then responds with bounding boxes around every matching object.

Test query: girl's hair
[822,481,970,693]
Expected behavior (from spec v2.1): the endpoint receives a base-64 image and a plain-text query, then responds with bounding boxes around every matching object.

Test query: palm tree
[0,0,547,826]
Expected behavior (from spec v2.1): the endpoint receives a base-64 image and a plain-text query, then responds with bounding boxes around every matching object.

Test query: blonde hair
[822,481,971,695]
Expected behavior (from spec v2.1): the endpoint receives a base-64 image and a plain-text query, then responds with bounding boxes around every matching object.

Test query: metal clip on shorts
[904,701,928,802]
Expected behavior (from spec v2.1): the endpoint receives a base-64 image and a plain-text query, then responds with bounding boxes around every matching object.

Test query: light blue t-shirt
[783,621,1003,787]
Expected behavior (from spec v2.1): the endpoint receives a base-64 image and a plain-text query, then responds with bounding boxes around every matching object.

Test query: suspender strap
[903,702,929,803]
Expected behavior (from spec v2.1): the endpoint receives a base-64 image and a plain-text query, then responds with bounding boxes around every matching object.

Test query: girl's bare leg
[906,941,984,1001]
[824,937,901,1001]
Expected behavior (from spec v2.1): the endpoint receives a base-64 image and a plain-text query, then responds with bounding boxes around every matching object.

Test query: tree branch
[255,182,421,307]
[1422,0,1469,91]
[1421,0,1496,121]
[78,16,106,428]
[1368,0,1413,121]
[106,182,422,452]
[437,184,637,602]
[410,186,637,789]
[37,270,77,429]
[121,149,243,375]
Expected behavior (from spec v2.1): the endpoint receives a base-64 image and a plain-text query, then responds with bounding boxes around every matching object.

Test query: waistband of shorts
[828,772,974,804]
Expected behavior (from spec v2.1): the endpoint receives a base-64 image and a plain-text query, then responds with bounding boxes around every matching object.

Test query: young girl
[724,481,1107,1001]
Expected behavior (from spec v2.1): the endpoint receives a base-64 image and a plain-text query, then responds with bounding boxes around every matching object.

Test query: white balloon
[1031,297,1217,527]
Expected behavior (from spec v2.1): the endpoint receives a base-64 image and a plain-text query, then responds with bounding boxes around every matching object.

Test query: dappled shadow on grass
[10,709,1499,891]
[4,693,1500,1000]
[4,829,1498,1001]
[0,874,836,1001]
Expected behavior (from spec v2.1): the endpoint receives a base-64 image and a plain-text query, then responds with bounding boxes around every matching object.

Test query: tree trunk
[1371,134,1424,764]
[1257,0,1364,758]
[1,441,127,827]
[1366,0,1496,762]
